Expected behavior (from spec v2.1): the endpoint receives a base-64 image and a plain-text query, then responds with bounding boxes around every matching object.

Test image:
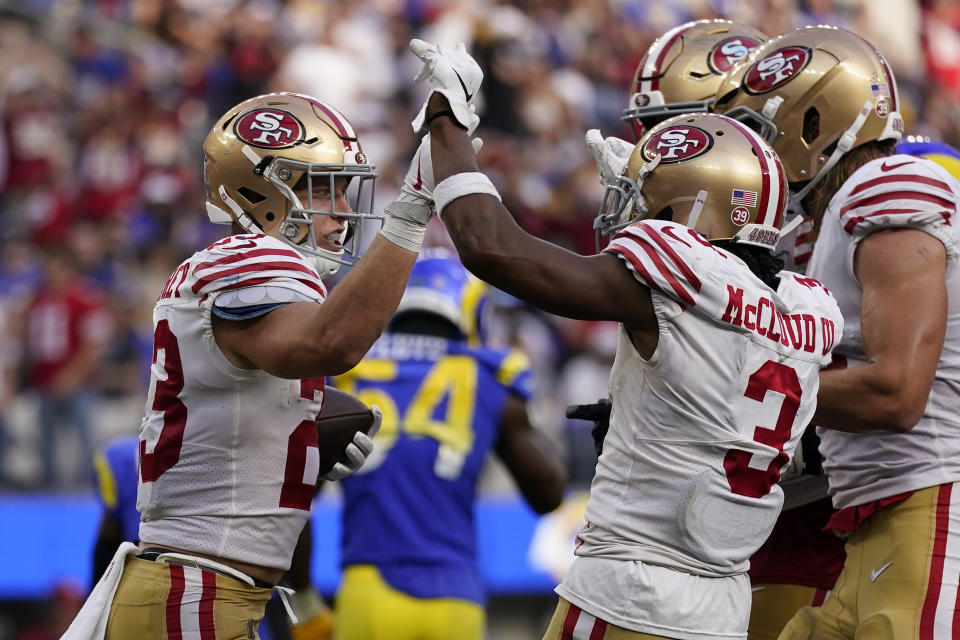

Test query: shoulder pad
[604,220,724,307]
[187,234,326,301]
[838,155,959,238]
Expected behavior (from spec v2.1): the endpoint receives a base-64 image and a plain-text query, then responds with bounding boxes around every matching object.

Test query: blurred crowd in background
[0,0,958,500]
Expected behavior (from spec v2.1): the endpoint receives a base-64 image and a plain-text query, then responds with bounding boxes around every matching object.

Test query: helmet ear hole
[237,187,267,205]
[802,107,820,144]
[265,212,275,222]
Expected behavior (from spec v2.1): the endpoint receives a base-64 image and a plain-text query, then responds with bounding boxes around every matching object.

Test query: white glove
[324,405,382,481]
[585,129,636,187]
[397,133,485,207]
[409,39,483,134]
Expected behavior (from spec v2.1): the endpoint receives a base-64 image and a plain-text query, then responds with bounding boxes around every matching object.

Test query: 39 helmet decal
[707,36,762,74]
[235,109,305,149]
[730,207,751,225]
[643,125,714,163]
[743,46,812,95]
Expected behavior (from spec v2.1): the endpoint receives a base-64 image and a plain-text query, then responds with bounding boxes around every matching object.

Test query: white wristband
[379,215,425,253]
[433,172,501,219]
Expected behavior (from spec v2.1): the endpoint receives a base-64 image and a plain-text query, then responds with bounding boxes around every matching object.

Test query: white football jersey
[807,154,960,509]
[565,219,842,580]
[137,234,328,571]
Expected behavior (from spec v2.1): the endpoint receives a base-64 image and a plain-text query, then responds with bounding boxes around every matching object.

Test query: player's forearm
[506,430,566,514]
[428,104,638,322]
[309,237,417,370]
[815,363,929,433]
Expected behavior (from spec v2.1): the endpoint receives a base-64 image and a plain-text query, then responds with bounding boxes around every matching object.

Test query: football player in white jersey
[63,92,461,639]
[716,25,960,638]
[405,40,843,639]
[564,21,842,639]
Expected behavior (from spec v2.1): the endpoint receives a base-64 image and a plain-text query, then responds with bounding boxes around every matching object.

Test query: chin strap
[791,101,872,204]
[686,190,709,231]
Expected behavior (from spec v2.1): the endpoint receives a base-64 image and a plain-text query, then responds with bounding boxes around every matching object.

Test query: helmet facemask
[594,154,660,250]
[253,151,377,277]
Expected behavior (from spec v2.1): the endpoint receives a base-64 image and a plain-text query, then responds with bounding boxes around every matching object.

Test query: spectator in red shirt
[24,248,112,489]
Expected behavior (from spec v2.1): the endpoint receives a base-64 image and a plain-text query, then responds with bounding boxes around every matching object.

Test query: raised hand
[409,39,483,134]
[585,129,636,187]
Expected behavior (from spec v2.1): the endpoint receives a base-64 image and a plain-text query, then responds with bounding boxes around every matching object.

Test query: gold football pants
[105,556,273,639]
[541,598,674,640]
[779,483,960,640]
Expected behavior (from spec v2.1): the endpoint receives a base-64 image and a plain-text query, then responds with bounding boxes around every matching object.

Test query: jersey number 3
[723,360,802,498]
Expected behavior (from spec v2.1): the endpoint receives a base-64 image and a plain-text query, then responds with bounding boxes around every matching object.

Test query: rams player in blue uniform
[92,436,141,581]
[332,249,566,640]
[898,135,960,179]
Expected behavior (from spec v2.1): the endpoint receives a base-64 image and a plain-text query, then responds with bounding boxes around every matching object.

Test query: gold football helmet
[713,25,903,202]
[623,19,767,140]
[203,92,380,276]
[596,113,788,250]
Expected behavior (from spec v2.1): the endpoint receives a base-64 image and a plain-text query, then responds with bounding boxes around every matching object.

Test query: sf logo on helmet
[744,46,812,94]
[708,37,761,74]
[643,126,713,163]
[235,109,305,149]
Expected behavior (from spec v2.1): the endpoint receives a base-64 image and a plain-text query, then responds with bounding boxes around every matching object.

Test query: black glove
[566,398,612,457]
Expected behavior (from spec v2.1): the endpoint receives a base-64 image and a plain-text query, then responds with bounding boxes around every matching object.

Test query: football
[316,387,376,476]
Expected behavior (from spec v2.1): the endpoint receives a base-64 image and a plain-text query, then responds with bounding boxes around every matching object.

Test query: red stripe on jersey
[166,564,185,640]
[193,247,305,274]
[589,618,608,640]
[191,261,322,294]
[561,603,581,640]
[796,231,814,244]
[650,29,685,90]
[608,244,669,298]
[841,191,955,217]
[794,252,812,266]
[635,237,697,305]
[954,567,960,631]
[848,174,953,197]
[842,208,925,234]
[811,588,828,606]
[637,225,702,292]
[199,570,217,640]
[204,235,263,252]
[920,483,952,639]
[725,118,772,223]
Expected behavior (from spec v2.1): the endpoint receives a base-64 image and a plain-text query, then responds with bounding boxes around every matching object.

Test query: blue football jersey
[93,435,141,542]
[334,333,533,604]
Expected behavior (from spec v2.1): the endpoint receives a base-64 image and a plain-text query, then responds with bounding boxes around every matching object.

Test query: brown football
[316,387,375,476]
